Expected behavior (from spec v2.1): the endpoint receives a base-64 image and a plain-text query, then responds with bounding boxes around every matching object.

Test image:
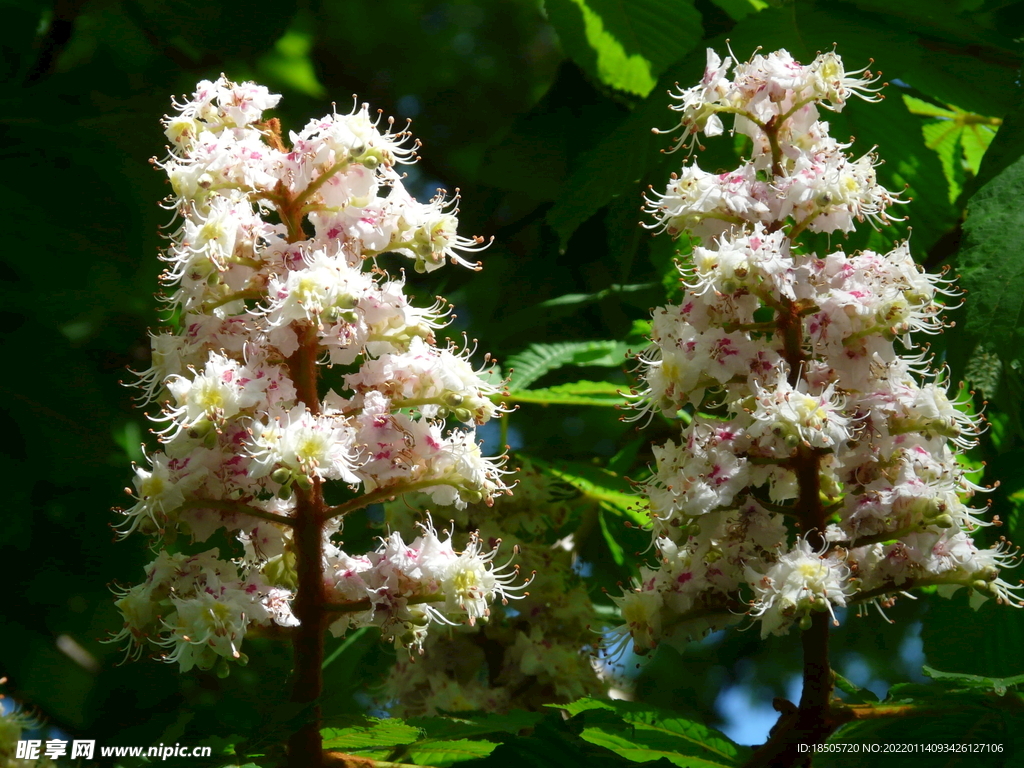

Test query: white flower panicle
[613,47,1019,653]
[113,77,516,673]
[378,464,608,715]
[325,520,527,653]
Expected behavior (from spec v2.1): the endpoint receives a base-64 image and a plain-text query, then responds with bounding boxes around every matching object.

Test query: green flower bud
[460,488,484,504]
[216,658,231,679]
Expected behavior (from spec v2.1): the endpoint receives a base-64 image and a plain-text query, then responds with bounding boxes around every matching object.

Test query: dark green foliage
[5,0,1024,764]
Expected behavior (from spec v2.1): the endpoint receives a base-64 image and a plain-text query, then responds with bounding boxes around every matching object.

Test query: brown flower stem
[283,198,327,766]
[745,240,838,764]
[324,479,464,521]
[288,480,326,768]
[175,498,295,527]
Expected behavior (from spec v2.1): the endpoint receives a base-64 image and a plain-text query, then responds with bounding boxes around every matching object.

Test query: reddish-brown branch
[287,480,326,768]
[285,211,327,765]
[745,285,838,765]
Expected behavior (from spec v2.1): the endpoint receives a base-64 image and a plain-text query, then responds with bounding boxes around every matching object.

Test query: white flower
[749,376,852,452]
[748,537,851,637]
[160,352,269,436]
[643,162,769,240]
[248,406,359,484]
[610,588,663,655]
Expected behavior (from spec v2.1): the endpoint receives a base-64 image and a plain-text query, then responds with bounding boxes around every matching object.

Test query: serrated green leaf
[961,119,999,175]
[834,672,880,704]
[904,94,959,119]
[960,155,1024,364]
[493,284,657,342]
[904,94,1000,202]
[321,719,423,750]
[921,120,965,203]
[546,697,617,716]
[922,665,1024,695]
[407,739,498,766]
[527,456,646,524]
[821,677,1024,767]
[550,699,749,766]
[407,711,543,740]
[580,727,740,768]
[544,0,703,96]
[504,380,624,407]
[504,341,628,391]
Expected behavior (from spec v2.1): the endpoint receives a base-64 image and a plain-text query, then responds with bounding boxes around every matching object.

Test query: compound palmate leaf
[527,455,646,524]
[544,0,703,96]
[503,379,623,407]
[406,739,498,765]
[321,719,423,751]
[959,154,1024,364]
[819,676,1024,768]
[504,341,628,391]
[550,699,750,767]
[321,715,512,766]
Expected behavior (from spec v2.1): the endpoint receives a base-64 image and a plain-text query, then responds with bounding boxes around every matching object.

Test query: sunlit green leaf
[407,738,498,765]
[321,719,422,750]
[549,699,750,766]
[544,0,702,96]
[527,457,646,524]
[708,0,769,21]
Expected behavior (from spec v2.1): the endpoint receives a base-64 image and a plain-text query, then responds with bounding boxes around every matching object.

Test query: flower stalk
[613,45,1021,764]
[110,77,519,767]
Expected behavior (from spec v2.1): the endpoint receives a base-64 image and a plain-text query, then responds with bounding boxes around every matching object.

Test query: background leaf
[543,0,703,96]
[504,341,629,391]
[959,155,1024,364]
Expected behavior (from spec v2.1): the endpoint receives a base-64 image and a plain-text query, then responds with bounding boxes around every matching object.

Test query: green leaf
[527,456,646,524]
[546,105,661,247]
[257,24,326,98]
[543,0,703,96]
[921,588,1024,678]
[833,672,880,704]
[821,676,1024,767]
[922,665,1024,695]
[974,86,1024,191]
[504,341,628,391]
[959,155,1024,363]
[550,699,750,767]
[962,120,999,176]
[504,380,624,407]
[819,1,1019,117]
[546,697,617,717]
[497,284,657,339]
[708,0,768,21]
[407,711,543,740]
[904,94,1000,203]
[598,507,626,566]
[921,118,966,204]
[321,719,423,751]
[407,739,498,766]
